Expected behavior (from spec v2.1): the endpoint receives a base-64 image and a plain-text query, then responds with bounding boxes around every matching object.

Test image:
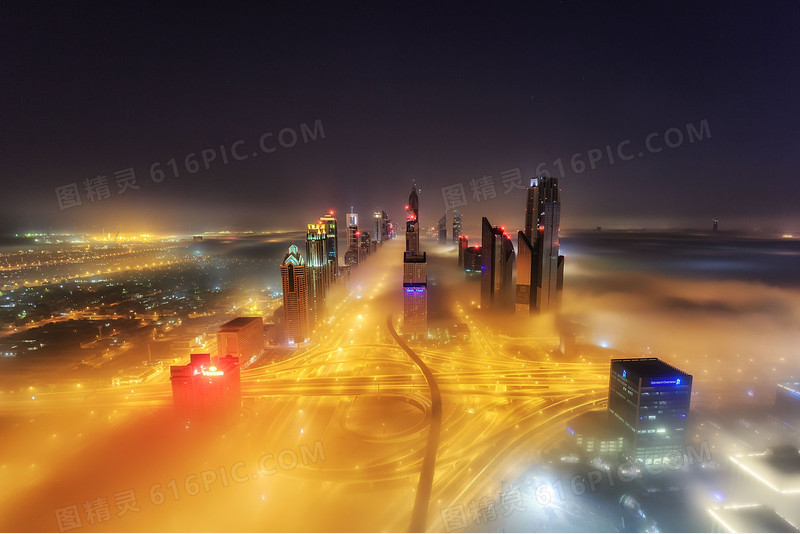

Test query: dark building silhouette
[481,217,514,309]
[458,235,469,266]
[437,213,447,243]
[464,245,481,273]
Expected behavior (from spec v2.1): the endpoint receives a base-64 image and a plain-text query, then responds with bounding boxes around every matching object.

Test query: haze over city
[1,3,800,534]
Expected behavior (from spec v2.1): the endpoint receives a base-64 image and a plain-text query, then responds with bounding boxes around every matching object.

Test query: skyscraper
[608,358,693,463]
[380,210,391,241]
[458,235,468,266]
[405,191,420,254]
[403,185,427,337]
[481,217,515,309]
[373,210,384,244]
[437,213,447,243]
[359,231,371,260]
[464,245,481,273]
[319,211,339,277]
[346,208,359,264]
[452,209,462,243]
[516,176,565,314]
[306,223,330,325]
[281,244,309,344]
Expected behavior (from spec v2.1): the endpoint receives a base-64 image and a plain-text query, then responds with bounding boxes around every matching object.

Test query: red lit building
[170,353,241,418]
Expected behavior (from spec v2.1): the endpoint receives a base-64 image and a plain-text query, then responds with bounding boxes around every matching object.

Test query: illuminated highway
[0,237,611,532]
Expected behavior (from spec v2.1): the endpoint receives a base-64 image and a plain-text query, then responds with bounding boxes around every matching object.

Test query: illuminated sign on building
[201,366,224,377]
[649,378,682,386]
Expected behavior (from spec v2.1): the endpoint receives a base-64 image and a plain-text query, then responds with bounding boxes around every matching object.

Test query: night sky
[2,2,798,235]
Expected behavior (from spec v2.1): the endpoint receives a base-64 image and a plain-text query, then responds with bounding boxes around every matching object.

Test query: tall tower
[319,211,339,276]
[280,244,309,344]
[452,209,462,243]
[437,213,447,243]
[373,210,383,244]
[480,217,514,309]
[306,224,330,326]
[516,176,564,314]
[380,210,391,241]
[405,188,420,254]
[458,235,468,266]
[403,185,427,338]
[523,178,540,242]
[345,208,359,266]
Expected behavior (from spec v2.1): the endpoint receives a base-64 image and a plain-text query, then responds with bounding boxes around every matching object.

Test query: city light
[2,5,796,532]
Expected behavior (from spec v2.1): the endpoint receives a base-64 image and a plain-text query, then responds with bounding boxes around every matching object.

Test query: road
[0,237,611,533]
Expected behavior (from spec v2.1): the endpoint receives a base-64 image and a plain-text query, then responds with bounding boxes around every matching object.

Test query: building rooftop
[778,383,800,396]
[730,447,800,493]
[709,504,798,533]
[219,316,262,331]
[568,410,626,440]
[612,357,692,380]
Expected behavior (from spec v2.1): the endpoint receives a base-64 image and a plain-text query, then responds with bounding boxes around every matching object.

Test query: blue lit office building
[609,358,693,463]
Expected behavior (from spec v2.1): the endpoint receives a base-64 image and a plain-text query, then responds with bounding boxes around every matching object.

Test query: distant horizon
[2,225,797,241]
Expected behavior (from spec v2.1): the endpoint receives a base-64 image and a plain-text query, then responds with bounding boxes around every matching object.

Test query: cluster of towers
[468,176,564,314]
[280,211,340,344]
[516,176,565,313]
[278,176,562,345]
[281,209,394,344]
[343,208,393,267]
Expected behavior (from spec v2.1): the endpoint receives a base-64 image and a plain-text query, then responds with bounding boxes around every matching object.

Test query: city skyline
[2,3,800,533]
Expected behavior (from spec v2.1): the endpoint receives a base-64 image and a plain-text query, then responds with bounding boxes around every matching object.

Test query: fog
[2,232,800,532]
